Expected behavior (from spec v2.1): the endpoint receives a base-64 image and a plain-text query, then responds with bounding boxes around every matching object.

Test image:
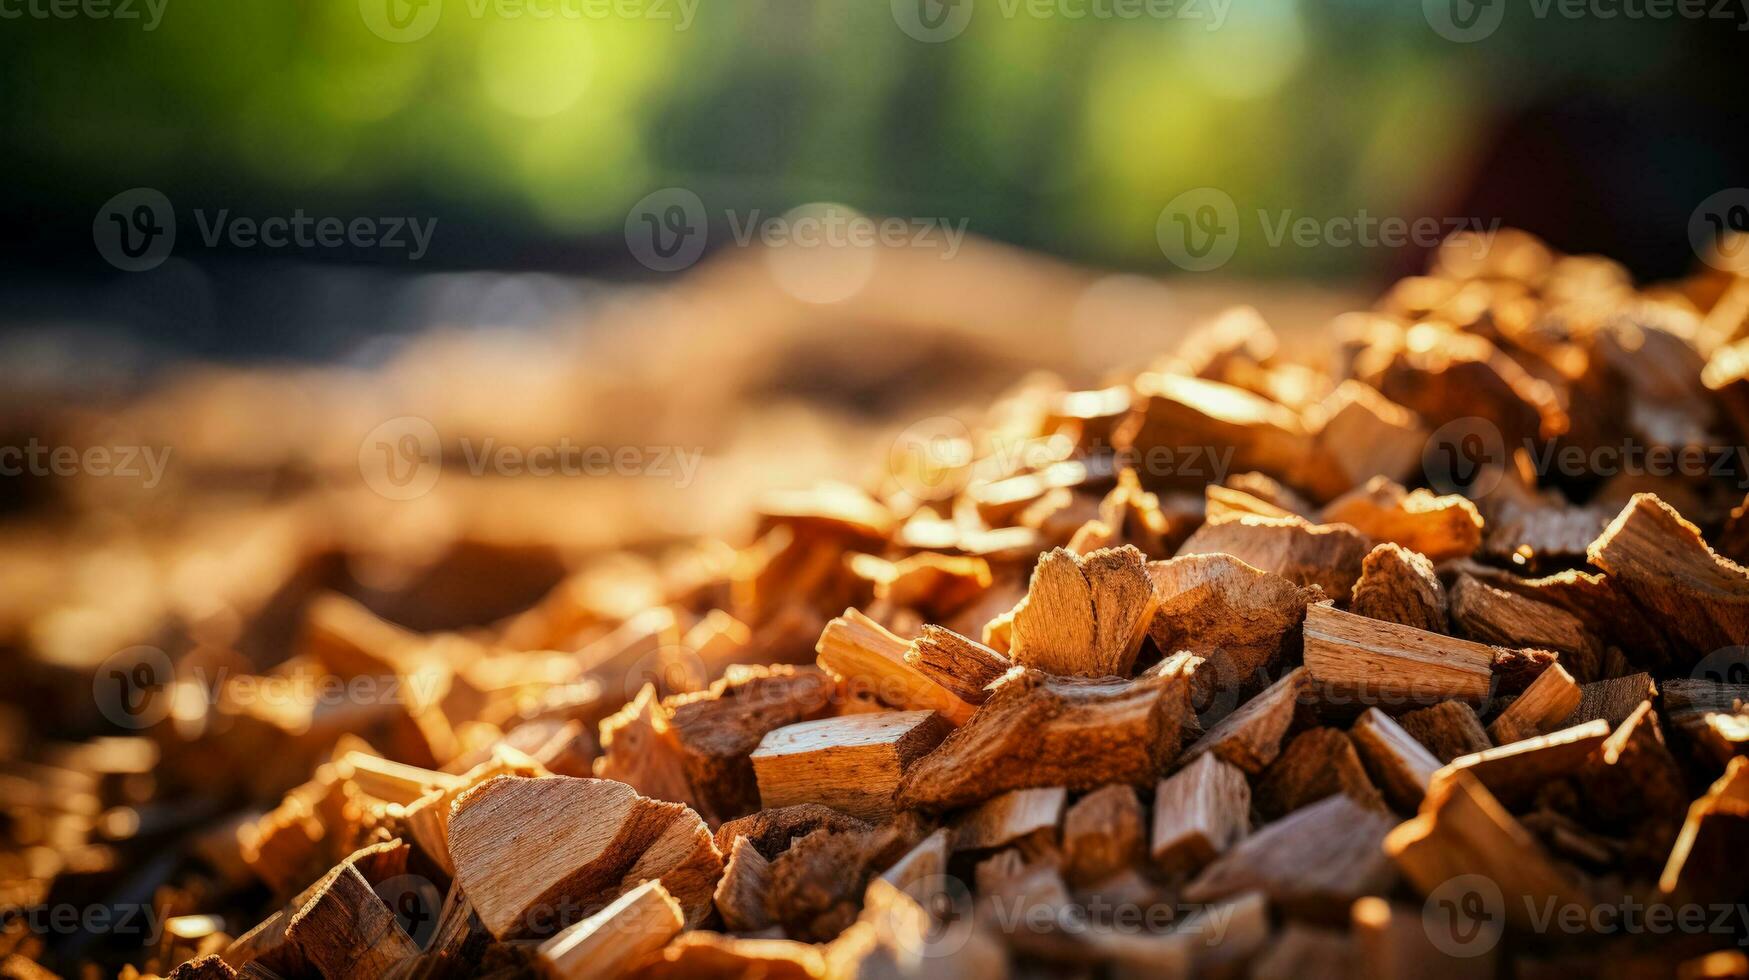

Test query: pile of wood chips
[11,228,1749,980]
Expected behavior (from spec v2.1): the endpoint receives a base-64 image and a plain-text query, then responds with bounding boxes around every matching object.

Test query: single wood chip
[713,835,773,933]
[1487,662,1581,744]
[904,624,1011,705]
[1180,667,1307,774]
[897,654,1201,810]
[1659,757,1749,906]
[750,711,950,821]
[1320,477,1483,562]
[283,863,419,980]
[1150,752,1250,875]
[662,664,835,823]
[1176,515,1371,600]
[1587,492,1749,659]
[447,775,722,938]
[952,786,1065,852]
[1253,727,1387,819]
[1569,673,1658,728]
[1349,543,1448,633]
[1429,719,1612,810]
[535,879,683,980]
[1302,603,1496,711]
[1062,785,1144,885]
[1350,707,1442,812]
[1398,700,1493,763]
[1010,545,1158,678]
[815,609,977,725]
[1449,574,1601,675]
[1146,553,1323,698]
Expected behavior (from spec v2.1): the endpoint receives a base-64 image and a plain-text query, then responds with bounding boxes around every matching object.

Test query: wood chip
[1487,662,1581,744]
[1350,543,1448,632]
[447,775,721,937]
[535,879,683,980]
[713,835,773,933]
[1320,477,1484,562]
[904,624,1012,705]
[1429,719,1612,810]
[1061,785,1144,885]
[1398,700,1493,763]
[815,609,977,725]
[1254,727,1386,818]
[751,711,950,821]
[283,863,419,980]
[1176,515,1371,599]
[1350,706,1442,812]
[1180,667,1306,774]
[898,655,1200,810]
[952,786,1065,852]
[1449,574,1601,676]
[1146,553,1323,698]
[1302,603,1496,711]
[1010,545,1157,678]
[1150,752,1250,875]
[1587,492,1749,660]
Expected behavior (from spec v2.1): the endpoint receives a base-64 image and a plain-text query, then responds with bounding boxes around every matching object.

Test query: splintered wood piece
[1660,757,1749,905]
[714,836,773,933]
[1302,604,1495,710]
[595,685,698,812]
[1181,667,1306,774]
[1010,545,1157,678]
[815,610,976,725]
[447,775,721,938]
[1386,771,1593,933]
[1062,785,1144,885]
[1254,727,1386,819]
[904,625,1011,705]
[952,786,1065,851]
[1251,925,1356,980]
[404,747,549,877]
[1206,483,1299,522]
[1150,752,1250,875]
[878,827,949,893]
[1429,719,1611,809]
[1571,673,1658,728]
[224,839,410,976]
[1350,707,1442,812]
[1183,794,1397,918]
[1350,543,1448,633]
[1309,380,1428,492]
[897,655,1200,810]
[1352,897,1496,980]
[630,932,826,980]
[1399,700,1492,763]
[663,664,835,822]
[1176,515,1370,600]
[1449,575,1600,674]
[1487,662,1581,744]
[1587,493,1749,658]
[1446,560,1676,676]
[1146,553,1323,696]
[283,863,419,980]
[1320,478,1483,562]
[1661,678,1749,765]
[751,711,950,820]
[535,879,683,980]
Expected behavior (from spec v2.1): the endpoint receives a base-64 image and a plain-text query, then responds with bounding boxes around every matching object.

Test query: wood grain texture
[751,710,949,820]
